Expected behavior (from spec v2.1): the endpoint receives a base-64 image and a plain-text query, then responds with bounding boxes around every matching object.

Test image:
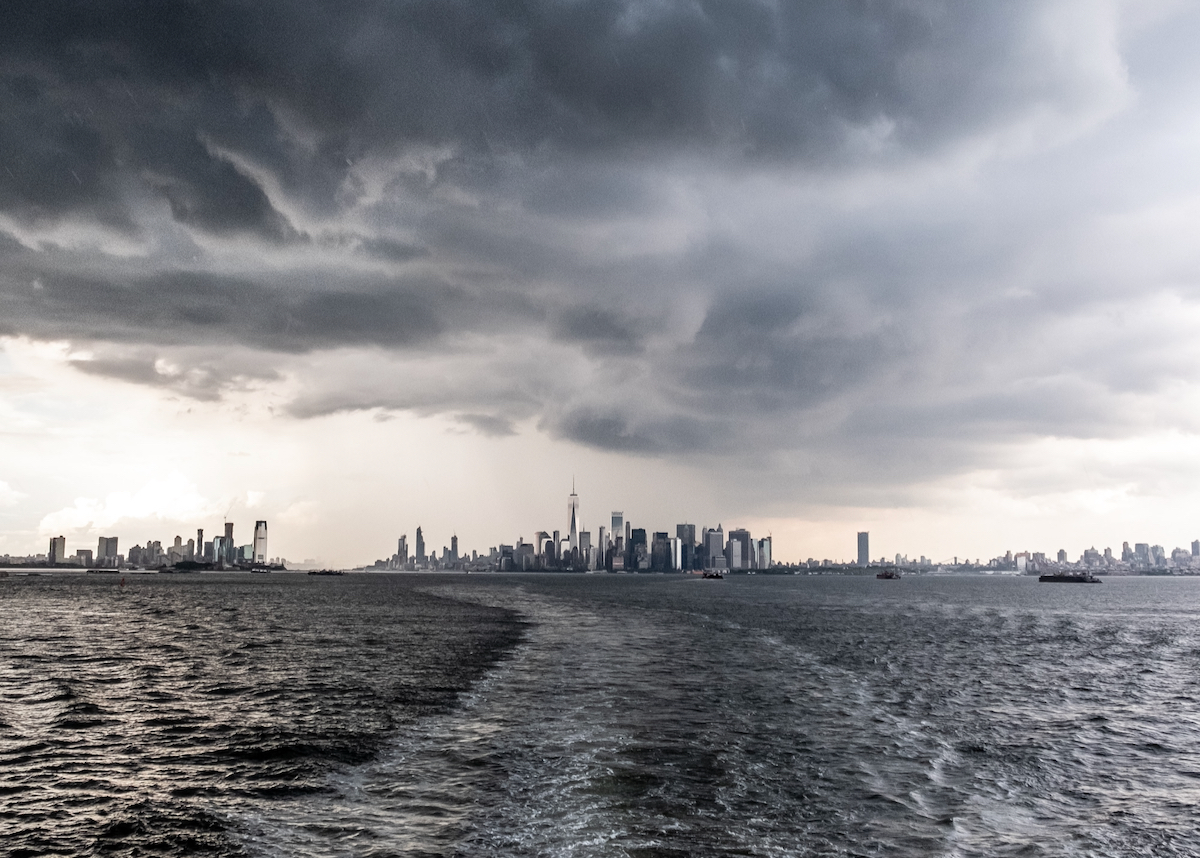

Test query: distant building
[416,527,426,564]
[704,525,725,569]
[579,531,592,570]
[651,532,671,571]
[676,524,696,570]
[48,535,65,565]
[568,484,580,553]
[398,534,408,565]
[757,536,772,569]
[450,534,459,563]
[224,522,235,564]
[726,537,743,571]
[728,529,751,570]
[857,532,869,567]
[629,528,648,569]
[1057,549,1067,563]
[253,521,268,563]
[97,536,119,567]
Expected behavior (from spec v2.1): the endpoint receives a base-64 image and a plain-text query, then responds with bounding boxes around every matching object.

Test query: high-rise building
[857,532,870,566]
[48,535,66,564]
[629,528,647,569]
[97,536,119,566]
[451,534,459,563]
[398,535,408,565]
[726,537,743,571]
[611,512,623,542]
[651,532,671,570]
[416,527,426,564]
[579,531,592,570]
[552,530,561,564]
[568,482,580,553]
[728,529,751,570]
[676,524,696,571]
[253,521,268,563]
[224,522,235,564]
[757,536,772,569]
[704,525,725,569]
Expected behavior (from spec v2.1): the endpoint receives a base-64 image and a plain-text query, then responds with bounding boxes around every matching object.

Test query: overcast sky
[4,0,1200,566]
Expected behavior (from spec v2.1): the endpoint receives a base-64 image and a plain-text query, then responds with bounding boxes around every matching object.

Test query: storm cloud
[3,0,1198,508]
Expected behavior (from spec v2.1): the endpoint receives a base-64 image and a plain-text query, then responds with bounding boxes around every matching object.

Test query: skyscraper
[704,525,725,569]
[48,535,66,564]
[253,521,268,563]
[758,536,772,569]
[224,521,235,565]
[450,534,459,563]
[97,536,119,566]
[677,524,696,571]
[857,532,869,566]
[568,482,579,553]
[728,529,752,570]
[398,534,408,565]
[611,512,623,546]
[416,527,426,564]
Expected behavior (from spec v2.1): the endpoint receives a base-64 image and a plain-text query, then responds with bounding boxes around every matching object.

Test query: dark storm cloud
[0,0,1102,231]
[552,305,643,352]
[0,268,446,351]
[551,407,728,455]
[0,0,1163,496]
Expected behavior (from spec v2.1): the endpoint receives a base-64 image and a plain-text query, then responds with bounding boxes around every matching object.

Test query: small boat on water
[876,569,901,579]
[702,571,725,579]
[1039,572,1101,583]
[307,569,344,576]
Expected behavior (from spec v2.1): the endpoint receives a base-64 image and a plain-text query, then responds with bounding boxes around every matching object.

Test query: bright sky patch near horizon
[4,1,1200,566]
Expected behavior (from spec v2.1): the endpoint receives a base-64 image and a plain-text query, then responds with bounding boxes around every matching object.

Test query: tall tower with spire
[568,479,580,554]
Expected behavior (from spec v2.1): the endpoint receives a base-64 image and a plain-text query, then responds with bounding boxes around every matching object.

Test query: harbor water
[3,572,1199,856]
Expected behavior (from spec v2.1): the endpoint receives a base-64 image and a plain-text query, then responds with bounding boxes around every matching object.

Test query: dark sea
[3,572,1200,857]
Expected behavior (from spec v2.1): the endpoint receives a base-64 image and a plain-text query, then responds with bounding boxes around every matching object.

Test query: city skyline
[6,5,1200,565]
[14,481,1200,576]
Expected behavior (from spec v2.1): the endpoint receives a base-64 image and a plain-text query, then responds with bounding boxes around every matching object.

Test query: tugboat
[1038,572,1101,583]
[876,568,901,579]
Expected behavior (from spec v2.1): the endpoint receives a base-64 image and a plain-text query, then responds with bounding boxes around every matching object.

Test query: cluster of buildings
[990,540,1200,574]
[368,486,773,573]
[22,521,273,569]
[847,532,1200,575]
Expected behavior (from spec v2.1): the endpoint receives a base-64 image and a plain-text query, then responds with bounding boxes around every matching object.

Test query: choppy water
[4,572,1200,856]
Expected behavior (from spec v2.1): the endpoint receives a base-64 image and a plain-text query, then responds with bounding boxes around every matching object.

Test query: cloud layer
[3,0,1200,512]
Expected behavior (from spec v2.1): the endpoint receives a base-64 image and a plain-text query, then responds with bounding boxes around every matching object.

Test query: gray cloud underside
[2,0,1195,500]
